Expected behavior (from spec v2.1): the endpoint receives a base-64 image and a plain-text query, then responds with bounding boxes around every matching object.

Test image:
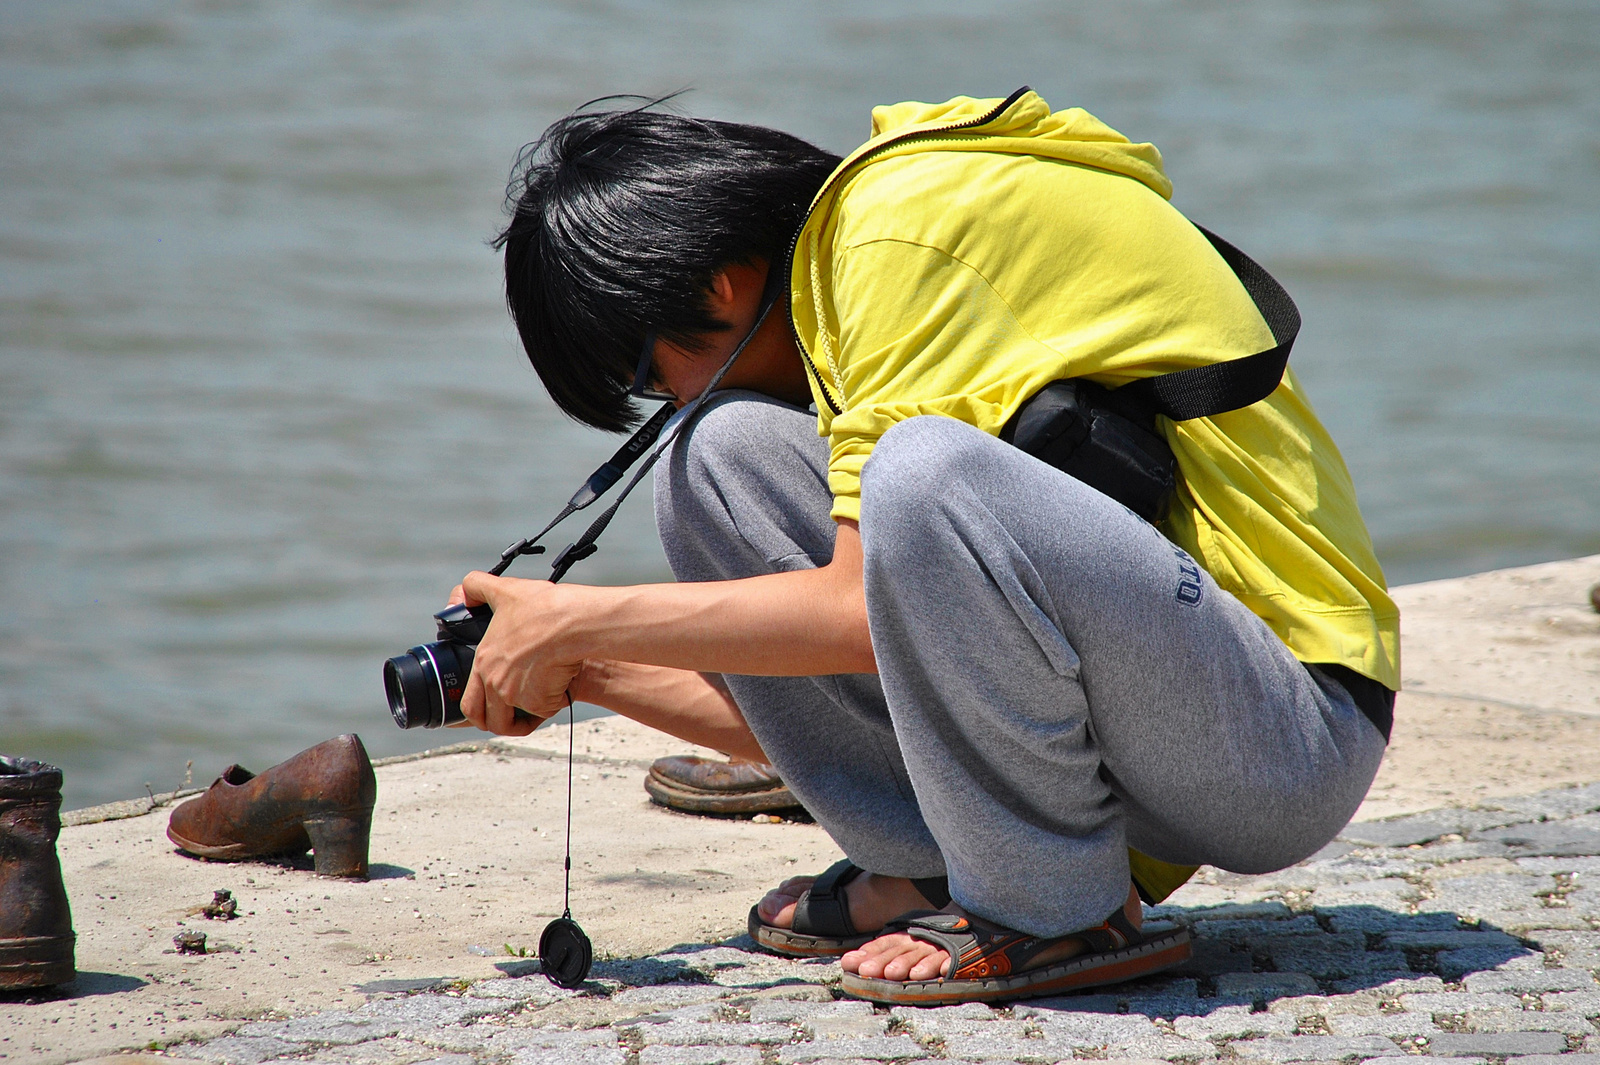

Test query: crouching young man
[452,89,1400,1005]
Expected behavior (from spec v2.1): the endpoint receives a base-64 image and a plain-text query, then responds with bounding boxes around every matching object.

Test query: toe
[756,876,813,926]
[840,933,903,975]
[842,932,948,981]
[761,896,798,928]
[880,941,944,982]
[915,946,948,981]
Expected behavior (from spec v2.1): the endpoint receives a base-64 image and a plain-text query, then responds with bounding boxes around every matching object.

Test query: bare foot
[755,871,938,934]
[841,883,1143,982]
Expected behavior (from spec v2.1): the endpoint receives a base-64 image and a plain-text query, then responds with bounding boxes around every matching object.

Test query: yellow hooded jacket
[787,91,1400,904]
[789,89,1399,692]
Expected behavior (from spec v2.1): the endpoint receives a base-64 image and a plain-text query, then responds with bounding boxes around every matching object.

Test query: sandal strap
[893,913,1040,980]
[880,908,943,933]
[885,912,976,964]
[893,899,1146,981]
[790,859,864,937]
[1075,905,1143,954]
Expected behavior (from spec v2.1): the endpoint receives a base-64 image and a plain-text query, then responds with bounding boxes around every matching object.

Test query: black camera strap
[488,401,677,577]
[546,274,784,582]
[492,265,786,583]
[1116,224,1301,422]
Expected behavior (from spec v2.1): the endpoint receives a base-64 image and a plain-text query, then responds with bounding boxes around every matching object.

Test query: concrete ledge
[5,556,1597,1065]
[1393,553,1600,717]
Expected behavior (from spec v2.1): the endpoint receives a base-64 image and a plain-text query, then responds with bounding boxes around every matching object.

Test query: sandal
[839,904,1191,1005]
[747,858,952,958]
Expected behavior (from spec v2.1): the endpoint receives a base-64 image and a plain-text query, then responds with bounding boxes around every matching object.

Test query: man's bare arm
[457,521,873,734]
[566,660,768,763]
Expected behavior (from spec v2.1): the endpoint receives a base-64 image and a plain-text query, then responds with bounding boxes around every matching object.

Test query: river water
[2,1,1597,808]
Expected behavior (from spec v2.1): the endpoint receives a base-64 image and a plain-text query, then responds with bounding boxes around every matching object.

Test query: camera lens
[383,641,472,729]
[383,651,432,729]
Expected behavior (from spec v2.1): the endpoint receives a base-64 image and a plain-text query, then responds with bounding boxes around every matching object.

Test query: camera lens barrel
[383,651,432,729]
[383,640,472,729]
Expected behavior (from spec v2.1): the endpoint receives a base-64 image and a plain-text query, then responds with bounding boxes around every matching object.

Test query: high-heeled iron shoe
[167,734,376,878]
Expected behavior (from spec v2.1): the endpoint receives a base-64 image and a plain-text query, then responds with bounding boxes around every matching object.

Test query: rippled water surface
[2,1,1597,807]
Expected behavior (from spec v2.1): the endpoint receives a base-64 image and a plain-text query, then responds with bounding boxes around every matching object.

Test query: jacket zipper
[786,86,1034,416]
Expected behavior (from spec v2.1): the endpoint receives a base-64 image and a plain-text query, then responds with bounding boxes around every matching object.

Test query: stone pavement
[153,781,1600,1065]
[7,554,1595,1064]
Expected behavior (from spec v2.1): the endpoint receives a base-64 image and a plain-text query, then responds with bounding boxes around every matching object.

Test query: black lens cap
[538,916,592,989]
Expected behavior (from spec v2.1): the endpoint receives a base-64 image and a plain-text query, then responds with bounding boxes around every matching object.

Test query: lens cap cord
[511,267,786,991]
[537,695,593,989]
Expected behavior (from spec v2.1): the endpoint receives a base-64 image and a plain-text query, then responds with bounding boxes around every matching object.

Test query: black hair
[493,98,843,431]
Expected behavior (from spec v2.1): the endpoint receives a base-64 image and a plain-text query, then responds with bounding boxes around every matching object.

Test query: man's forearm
[458,523,873,730]
[573,661,768,763]
[530,519,872,678]
[556,564,874,677]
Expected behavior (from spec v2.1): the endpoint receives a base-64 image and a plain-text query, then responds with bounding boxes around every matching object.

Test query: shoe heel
[303,810,371,879]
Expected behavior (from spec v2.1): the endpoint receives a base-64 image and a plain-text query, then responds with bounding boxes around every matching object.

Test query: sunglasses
[628,331,677,402]
[626,270,786,407]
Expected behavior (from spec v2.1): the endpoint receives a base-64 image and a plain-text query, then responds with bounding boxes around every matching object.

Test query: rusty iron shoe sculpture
[167,734,376,879]
[645,756,800,816]
[0,757,76,989]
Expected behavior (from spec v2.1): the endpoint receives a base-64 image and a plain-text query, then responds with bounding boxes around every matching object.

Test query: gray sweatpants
[654,391,1387,937]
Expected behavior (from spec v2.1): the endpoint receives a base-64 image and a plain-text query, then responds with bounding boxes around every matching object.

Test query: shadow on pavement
[1018,903,1530,1016]
[353,977,453,994]
[0,971,147,1004]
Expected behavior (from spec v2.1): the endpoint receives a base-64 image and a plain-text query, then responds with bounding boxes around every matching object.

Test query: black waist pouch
[1001,223,1303,524]
[1000,226,1398,737]
[1000,379,1176,522]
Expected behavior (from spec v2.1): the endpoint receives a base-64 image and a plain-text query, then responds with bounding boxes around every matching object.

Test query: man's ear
[708,269,736,309]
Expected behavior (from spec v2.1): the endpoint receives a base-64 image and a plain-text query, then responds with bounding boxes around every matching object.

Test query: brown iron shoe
[0,757,76,989]
[644,756,801,816]
[167,734,377,878]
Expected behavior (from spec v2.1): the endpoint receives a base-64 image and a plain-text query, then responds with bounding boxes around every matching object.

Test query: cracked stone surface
[152,781,1600,1065]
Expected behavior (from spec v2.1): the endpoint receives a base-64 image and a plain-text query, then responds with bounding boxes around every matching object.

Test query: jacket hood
[788,90,1174,402]
[842,88,1172,201]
